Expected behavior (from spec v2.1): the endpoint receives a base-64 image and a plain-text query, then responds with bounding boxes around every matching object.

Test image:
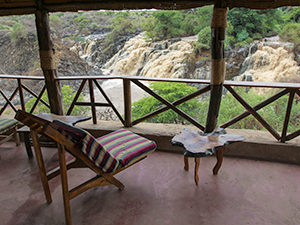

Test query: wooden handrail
[0,74,299,142]
[1,74,300,89]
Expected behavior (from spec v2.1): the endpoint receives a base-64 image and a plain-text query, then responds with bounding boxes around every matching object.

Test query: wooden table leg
[213,147,224,175]
[194,157,200,185]
[184,156,189,171]
[31,130,52,203]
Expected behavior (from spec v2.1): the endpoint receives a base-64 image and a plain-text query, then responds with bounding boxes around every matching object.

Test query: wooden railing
[0,74,299,143]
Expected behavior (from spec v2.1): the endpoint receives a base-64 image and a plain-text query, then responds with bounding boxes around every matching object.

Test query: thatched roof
[1,0,300,16]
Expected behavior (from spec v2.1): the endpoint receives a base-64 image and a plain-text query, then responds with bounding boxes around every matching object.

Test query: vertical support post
[35,1,63,115]
[88,79,97,124]
[123,79,132,127]
[205,1,227,133]
[281,90,295,143]
[17,79,25,111]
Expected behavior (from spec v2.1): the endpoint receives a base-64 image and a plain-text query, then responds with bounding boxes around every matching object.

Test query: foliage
[279,22,300,46]
[132,84,300,133]
[104,12,138,47]
[227,9,282,47]
[0,24,11,30]
[143,7,213,41]
[197,26,211,50]
[10,22,28,43]
[73,15,91,32]
[25,85,89,116]
[49,14,63,26]
[143,11,184,41]
[132,82,203,124]
[281,7,300,23]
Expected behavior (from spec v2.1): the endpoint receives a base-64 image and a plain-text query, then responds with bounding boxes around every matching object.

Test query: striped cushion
[53,120,119,173]
[0,118,19,133]
[97,129,157,166]
[53,121,156,173]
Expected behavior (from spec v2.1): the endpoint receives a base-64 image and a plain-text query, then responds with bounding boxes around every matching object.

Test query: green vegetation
[25,85,89,116]
[10,22,28,43]
[132,82,202,124]
[104,12,139,47]
[227,9,282,47]
[132,82,300,132]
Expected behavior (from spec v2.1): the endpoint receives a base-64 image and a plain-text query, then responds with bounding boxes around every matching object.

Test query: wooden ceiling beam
[1,0,300,17]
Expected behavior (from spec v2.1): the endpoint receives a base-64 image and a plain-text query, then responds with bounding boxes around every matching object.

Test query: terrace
[1,0,300,225]
[1,141,300,225]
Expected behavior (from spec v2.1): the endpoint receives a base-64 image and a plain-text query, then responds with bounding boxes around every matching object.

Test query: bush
[279,22,300,46]
[132,85,300,133]
[104,12,138,47]
[143,11,183,41]
[132,82,203,124]
[197,26,211,50]
[25,85,89,116]
[10,22,27,43]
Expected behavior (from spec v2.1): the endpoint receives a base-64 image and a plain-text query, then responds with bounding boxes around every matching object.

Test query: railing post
[281,90,295,143]
[17,79,25,111]
[88,79,97,124]
[123,79,132,127]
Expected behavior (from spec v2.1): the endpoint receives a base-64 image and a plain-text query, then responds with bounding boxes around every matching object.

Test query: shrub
[132,85,300,133]
[10,22,27,43]
[197,26,211,50]
[279,22,300,46]
[132,82,203,124]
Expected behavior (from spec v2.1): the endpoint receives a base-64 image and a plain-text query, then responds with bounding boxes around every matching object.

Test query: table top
[171,128,244,157]
[18,113,91,132]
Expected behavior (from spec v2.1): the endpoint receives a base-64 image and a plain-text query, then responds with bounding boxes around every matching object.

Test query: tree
[227,9,282,46]
[143,11,183,41]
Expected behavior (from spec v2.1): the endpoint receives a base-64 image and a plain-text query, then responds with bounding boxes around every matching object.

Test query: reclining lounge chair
[15,110,157,225]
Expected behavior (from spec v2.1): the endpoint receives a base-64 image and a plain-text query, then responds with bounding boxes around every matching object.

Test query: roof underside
[1,0,300,16]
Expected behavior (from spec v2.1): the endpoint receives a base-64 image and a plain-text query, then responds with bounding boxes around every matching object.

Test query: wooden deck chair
[15,110,157,225]
[0,118,20,146]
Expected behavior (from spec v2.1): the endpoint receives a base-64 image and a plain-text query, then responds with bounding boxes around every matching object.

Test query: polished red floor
[1,142,300,225]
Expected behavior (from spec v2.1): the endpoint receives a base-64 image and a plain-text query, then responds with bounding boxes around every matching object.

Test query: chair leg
[101,173,125,191]
[31,130,52,203]
[58,145,72,225]
[213,147,224,175]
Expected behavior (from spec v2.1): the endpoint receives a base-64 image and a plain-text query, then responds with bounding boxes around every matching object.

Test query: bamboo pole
[205,1,227,133]
[35,0,63,115]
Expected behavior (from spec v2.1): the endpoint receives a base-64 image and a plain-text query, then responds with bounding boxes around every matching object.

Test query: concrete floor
[1,142,300,225]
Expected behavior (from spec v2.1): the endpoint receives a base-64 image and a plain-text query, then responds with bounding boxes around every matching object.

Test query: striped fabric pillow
[53,120,119,173]
[96,129,157,166]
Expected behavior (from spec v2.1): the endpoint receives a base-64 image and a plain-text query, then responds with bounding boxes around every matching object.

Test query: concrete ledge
[78,120,300,165]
